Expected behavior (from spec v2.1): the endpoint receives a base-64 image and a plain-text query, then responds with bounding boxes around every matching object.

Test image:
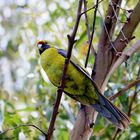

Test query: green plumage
[38,41,130,129]
[40,47,98,105]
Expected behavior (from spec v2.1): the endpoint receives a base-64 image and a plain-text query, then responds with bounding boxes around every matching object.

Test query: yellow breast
[40,48,65,86]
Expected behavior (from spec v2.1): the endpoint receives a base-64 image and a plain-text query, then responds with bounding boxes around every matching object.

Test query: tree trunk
[70,0,140,139]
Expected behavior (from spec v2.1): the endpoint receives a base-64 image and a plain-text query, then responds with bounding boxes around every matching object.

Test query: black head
[37,41,50,55]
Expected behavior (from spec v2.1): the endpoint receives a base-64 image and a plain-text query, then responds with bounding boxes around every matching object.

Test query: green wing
[58,49,102,105]
[58,49,100,93]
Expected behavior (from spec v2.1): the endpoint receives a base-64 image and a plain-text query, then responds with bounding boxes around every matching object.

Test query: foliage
[0,0,139,139]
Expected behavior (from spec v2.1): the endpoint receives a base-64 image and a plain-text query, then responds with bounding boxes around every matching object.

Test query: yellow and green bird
[37,41,130,129]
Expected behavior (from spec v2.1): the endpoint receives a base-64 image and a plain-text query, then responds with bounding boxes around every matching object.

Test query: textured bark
[70,1,122,139]
[93,0,122,86]
[70,0,140,140]
[114,0,140,52]
[70,108,93,140]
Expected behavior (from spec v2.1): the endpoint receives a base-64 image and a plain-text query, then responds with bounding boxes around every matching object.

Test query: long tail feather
[92,93,130,129]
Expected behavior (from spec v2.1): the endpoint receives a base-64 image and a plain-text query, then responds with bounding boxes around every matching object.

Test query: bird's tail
[92,93,130,129]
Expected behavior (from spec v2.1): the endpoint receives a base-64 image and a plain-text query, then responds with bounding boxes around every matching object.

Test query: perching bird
[37,41,130,129]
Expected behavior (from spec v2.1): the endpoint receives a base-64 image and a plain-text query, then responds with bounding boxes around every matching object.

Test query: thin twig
[110,1,128,43]
[83,0,96,60]
[128,90,140,116]
[108,0,122,41]
[112,128,121,140]
[109,78,140,100]
[83,0,91,41]
[112,89,140,140]
[80,0,104,16]
[112,67,140,140]
[0,124,47,136]
[46,1,83,140]
[83,0,99,128]
[46,90,62,140]
[112,2,134,13]
[85,0,99,68]
[128,67,140,116]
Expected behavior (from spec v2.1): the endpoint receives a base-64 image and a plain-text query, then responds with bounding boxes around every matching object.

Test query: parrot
[37,40,130,129]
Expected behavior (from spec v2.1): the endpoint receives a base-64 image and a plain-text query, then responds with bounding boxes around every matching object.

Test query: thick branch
[101,39,140,91]
[97,0,122,49]
[70,107,94,140]
[70,1,140,140]
[114,0,140,52]
[109,0,122,39]
[70,1,125,140]
[93,0,122,86]
[70,0,99,139]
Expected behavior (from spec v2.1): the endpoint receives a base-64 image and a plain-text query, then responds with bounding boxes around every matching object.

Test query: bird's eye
[38,43,43,49]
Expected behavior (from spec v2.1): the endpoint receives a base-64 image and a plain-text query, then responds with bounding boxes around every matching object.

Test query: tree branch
[93,0,122,86]
[128,67,140,116]
[80,1,140,139]
[47,1,83,139]
[113,0,140,52]
[108,0,122,39]
[109,79,140,100]
[101,39,140,92]
[0,124,47,137]
[70,0,100,139]
[83,0,96,58]
[70,1,140,140]
[84,0,99,68]
[112,67,140,140]
[70,1,126,139]
[80,0,104,16]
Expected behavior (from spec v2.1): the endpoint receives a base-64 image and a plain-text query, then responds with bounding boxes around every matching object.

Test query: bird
[37,40,130,130]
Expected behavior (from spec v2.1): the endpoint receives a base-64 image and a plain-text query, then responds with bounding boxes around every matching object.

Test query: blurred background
[0,0,140,139]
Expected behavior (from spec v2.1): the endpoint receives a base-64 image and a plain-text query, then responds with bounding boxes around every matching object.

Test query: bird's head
[37,40,50,55]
